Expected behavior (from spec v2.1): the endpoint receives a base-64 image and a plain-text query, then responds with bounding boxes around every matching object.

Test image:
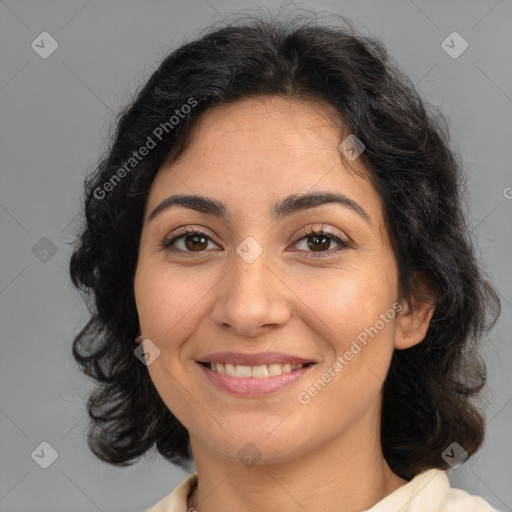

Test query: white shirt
[145,468,501,511]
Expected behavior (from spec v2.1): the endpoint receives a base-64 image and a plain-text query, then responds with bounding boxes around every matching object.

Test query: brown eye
[291,226,351,258]
[183,234,208,251]
[161,228,219,254]
[307,234,331,252]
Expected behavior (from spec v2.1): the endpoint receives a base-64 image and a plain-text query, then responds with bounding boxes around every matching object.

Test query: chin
[207,429,309,467]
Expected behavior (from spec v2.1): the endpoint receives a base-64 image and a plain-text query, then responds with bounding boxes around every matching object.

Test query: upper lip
[197,351,316,366]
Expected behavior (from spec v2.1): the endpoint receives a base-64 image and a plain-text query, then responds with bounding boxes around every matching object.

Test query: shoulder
[146,469,501,512]
[144,472,198,512]
[367,469,502,512]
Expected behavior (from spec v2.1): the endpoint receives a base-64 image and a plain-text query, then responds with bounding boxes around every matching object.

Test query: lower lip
[197,362,315,397]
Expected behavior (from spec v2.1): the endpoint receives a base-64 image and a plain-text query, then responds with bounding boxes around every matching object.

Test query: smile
[200,362,311,378]
[197,361,316,396]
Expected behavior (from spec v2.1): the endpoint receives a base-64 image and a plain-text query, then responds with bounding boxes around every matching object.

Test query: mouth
[198,361,314,378]
[196,360,316,397]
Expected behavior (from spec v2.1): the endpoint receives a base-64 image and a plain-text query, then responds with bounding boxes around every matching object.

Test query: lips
[197,360,315,396]
[196,351,316,396]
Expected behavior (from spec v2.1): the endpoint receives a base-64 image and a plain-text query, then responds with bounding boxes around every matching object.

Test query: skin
[134,95,435,512]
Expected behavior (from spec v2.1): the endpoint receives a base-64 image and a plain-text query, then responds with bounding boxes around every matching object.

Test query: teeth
[252,365,269,378]
[235,365,252,378]
[268,363,283,376]
[207,362,306,378]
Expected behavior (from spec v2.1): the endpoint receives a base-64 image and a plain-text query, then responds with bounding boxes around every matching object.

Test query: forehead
[175,95,350,170]
[149,96,385,232]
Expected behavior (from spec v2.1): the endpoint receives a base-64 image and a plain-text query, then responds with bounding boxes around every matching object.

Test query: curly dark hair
[69,14,501,480]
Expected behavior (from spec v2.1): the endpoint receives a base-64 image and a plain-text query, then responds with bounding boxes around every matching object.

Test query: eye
[160,227,220,254]
[290,225,351,258]
[160,224,352,258]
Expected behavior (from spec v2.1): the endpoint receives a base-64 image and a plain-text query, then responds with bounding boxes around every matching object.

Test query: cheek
[134,257,210,341]
[293,265,396,345]
[134,262,199,420]
[292,263,398,401]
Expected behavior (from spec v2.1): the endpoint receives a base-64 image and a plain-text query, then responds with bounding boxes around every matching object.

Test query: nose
[211,246,291,337]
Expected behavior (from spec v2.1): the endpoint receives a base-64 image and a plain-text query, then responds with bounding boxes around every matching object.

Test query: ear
[394,271,436,350]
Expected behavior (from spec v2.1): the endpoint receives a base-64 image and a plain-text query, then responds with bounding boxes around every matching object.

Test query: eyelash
[160,225,352,259]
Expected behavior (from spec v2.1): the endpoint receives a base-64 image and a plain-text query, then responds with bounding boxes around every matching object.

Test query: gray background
[0,0,511,511]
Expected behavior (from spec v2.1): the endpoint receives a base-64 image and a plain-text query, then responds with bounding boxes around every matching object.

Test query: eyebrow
[148,191,372,226]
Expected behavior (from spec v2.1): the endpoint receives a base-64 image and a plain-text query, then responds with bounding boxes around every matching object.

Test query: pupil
[185,235,208,251]
[308,235,329,251]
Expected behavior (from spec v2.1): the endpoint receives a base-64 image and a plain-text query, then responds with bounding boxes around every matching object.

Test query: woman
[69,14,502,512]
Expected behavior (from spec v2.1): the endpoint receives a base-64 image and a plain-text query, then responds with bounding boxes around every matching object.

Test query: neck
[187,407,407,512]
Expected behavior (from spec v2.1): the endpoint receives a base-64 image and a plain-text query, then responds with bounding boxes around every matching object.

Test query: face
[134,95,407,466]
